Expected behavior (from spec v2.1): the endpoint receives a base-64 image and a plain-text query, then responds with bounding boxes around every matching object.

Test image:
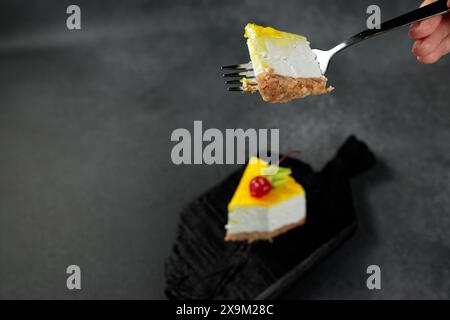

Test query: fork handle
[334,0,450,53]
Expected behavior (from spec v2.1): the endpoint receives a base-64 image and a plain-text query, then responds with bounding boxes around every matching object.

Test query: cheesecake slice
[243,23,333,103]
[225,157,306,242]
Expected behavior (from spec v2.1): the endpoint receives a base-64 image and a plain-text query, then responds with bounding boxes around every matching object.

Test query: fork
[222,0,450,92]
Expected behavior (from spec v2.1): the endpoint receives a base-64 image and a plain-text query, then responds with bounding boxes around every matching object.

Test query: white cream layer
[225,195,306,234]
[249,37,323,78]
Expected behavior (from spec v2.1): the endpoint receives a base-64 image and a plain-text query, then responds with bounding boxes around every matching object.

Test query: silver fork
[222,0,450,92]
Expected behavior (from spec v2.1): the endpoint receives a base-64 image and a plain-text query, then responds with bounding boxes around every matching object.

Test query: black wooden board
[165,136,375,299]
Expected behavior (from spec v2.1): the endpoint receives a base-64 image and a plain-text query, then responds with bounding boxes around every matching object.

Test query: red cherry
[250,176,272,198]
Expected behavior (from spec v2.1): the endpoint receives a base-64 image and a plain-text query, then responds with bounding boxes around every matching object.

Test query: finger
[409,0,436,29]
[409,0,437,28]
[409,16,442,39]
[412,15,450,56]
[409,0,442,39]
[417,34,450,63]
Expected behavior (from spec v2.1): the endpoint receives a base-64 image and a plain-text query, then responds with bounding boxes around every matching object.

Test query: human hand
[409,0,450,64]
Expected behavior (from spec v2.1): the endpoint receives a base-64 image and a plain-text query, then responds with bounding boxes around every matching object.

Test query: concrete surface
[0,0,448,299]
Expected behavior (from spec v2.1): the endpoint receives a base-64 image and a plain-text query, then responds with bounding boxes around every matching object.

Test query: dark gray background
[0,0,448,299]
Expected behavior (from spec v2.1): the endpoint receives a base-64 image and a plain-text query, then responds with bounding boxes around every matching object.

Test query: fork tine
[225,77,256,85]
[228,87,244,92]
[227,85,258,92]
[221,62,252,70]
[222,66,251,71]
[225,79,243,85]
[227,88,258,92]
[223,71,255,78]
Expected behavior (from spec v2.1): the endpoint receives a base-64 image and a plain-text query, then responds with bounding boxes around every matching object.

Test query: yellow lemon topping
[228,157,305,211]
[244,23,305,40]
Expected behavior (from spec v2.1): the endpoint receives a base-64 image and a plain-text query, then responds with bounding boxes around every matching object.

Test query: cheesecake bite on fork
[223,23,333,103]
